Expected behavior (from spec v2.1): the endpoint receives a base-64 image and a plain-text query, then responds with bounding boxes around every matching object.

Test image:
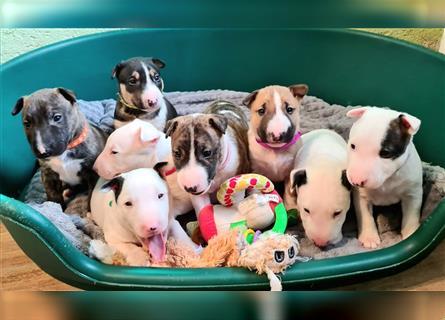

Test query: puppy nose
[184,185,198,194]
[313,238,328,248]
[38,151,51,158]
[353,179,367,187]
[150,227,157,231]
[147,98,157,107]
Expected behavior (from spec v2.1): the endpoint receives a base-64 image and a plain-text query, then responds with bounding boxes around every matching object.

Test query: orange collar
[67,122,89,150]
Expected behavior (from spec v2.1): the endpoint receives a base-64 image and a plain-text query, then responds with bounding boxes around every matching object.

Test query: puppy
[346,107,423,248]
[112,57,177,130]
[11,88,107,206]
[165,100,250,212]
[284,129,352,248]
[243,84,308,182]
[90,168,196,266]
[93,119,193,217]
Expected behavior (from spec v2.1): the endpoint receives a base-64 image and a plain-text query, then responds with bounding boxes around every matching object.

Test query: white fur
[284,129,351,247]
[35,130,46,154]
[248,128,299,182]
[93,120,193,218]
[267,90,291,139]
[90,168,195,265]
[46,151,83,186]
[346,107,423,248]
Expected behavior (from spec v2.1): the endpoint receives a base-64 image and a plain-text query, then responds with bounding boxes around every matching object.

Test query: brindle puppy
[11,88,107,206]
[165,101,250,199]
[112,57,177,130]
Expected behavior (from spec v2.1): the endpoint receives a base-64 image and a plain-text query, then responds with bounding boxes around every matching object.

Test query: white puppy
[90,168,195,266]
[93,119,193,217]
[284,129,352,247]
[346,107,422,248]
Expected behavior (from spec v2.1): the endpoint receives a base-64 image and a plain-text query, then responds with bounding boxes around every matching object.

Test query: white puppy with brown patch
[93,119,193,217]
[90,168,195,266]
[284,129,352,248]
[346,107,422,248]
[243,84,308,182]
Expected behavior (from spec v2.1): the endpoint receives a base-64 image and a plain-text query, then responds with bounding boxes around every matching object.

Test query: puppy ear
[242,90,259,108]
[11,97,25,116]
[111,62,124,79]
[209,115,228,136]
[57,88,76,105]
[289,84,308,100]
[153,162,168,180]
[139,123,161,145]
[346,107,368,119]
[399,113,421,135]
[101,176,124,202]
[341,170,352,191]
[150,58,166,70]
[164,119,178,137]
[290,169,307,194]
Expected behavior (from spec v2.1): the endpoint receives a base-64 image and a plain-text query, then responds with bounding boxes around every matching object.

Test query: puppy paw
[359,230,381,249]
[401,223,420,240]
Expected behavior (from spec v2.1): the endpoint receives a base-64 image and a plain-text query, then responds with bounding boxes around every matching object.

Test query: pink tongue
[143,233,166,263]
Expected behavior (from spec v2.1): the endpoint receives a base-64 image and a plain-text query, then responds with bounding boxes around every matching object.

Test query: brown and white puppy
[112,57,177,130]
[243,85,308,182]
[165,101,250,212]
[11,88,107,206]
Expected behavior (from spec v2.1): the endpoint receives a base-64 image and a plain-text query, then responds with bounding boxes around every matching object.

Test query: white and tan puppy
[284,129,352,247]
[93,119,193,217]
[90,168,195,266]
[243,84,308,182]
[165,101,250,212]
[346,107,422,248]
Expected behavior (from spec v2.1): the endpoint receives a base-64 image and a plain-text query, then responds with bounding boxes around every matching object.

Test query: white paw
[359,230,381,249]
[401,223,420,240]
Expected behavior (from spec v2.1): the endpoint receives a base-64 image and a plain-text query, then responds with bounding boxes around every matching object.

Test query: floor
[1,223,444,291]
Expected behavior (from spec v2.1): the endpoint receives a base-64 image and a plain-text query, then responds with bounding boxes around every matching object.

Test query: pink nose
[351,179,367,187]
[313,237,328,248]
[141,224,159,235]
[147,98,157,107]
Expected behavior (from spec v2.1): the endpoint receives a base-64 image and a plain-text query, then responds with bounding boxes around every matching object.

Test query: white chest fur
[248,130,296,182]
[46,151,83,186]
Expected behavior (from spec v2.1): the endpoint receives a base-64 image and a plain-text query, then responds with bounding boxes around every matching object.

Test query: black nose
[184,185,198,193]
[270,133,284,142]
[37,151,51,158]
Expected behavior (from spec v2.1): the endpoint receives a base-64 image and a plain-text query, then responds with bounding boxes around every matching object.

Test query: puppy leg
[354,189,380,249]
[41,168,64,206]
[400,193,422,239]
[191,194,211,218]
[110,242,150,266]
[169,219,201,252]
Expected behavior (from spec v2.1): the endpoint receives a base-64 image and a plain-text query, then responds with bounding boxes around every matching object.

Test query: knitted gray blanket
[23,90,445,260]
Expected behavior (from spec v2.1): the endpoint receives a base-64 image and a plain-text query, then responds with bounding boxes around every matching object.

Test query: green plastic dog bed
[1,29,444,290]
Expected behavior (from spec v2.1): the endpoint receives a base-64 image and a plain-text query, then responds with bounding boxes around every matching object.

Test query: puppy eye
[285,103,294,114]
[111,150,118,155]
[124,201,133,207]
[350,143,356,150]
[257,107,266,116]
[333,210,342,218]
[153,73,160,81]
[202,149,212,158]
[379,149,393,159]
[274,250,285,263]
[158,193,164,199]
[304,208,310,214]
[53,114,62,122]
[288,246,295,258]
[128,78,137,86]
[174,150,181,160]
[23,120,31,128]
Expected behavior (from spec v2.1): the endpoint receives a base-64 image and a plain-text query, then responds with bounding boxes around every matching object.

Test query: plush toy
[198,174,288,242]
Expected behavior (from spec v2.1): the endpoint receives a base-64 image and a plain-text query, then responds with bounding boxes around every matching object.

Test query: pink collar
[255,131,302,152]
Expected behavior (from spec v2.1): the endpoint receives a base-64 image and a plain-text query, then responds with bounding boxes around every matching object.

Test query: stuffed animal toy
[198,174,288,242]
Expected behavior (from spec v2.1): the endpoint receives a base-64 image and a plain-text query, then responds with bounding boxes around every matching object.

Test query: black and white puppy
[112,57,177,130]
[11,88,107,206]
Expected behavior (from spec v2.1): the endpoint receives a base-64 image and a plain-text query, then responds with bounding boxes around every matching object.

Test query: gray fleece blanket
[23,90,445,260]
